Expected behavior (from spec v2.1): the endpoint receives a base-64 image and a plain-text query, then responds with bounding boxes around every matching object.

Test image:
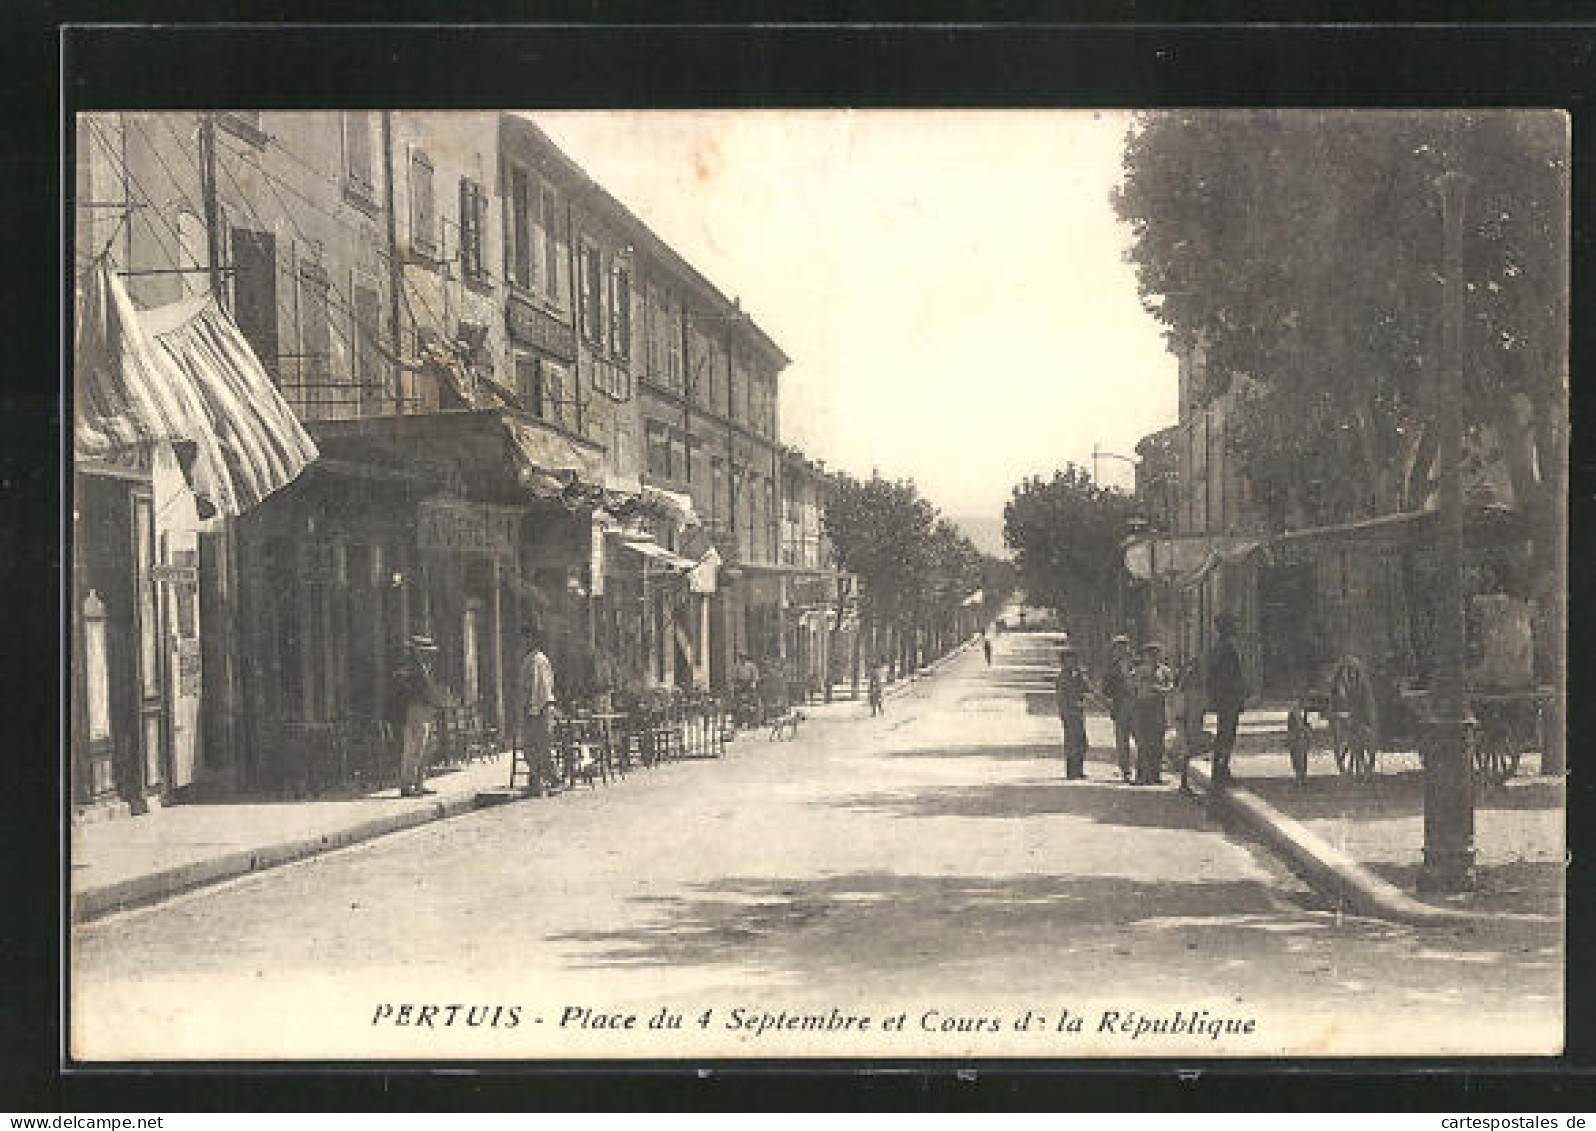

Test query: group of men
[1053,611,1247,789]
[385,626,558,798]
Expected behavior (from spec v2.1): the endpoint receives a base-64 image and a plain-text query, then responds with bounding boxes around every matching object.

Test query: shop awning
[502,413,606,485]
[689,547,721,594]
[608,532,695,571]
[1123,535,1262,589]
[75,260,318,515]
[641,485,701,528]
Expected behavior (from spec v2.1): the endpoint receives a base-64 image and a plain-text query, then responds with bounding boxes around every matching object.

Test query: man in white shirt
[519,627,556,793]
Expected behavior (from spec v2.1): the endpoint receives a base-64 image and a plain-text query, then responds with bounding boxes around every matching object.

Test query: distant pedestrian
[982,633,993,667]
[1101,633,1136,783]
[392,635,446,797]
[1054,643,1092,780]
[519,627,557,793]
[1129,641,1175,785]
[867,661,885,716]
[1206,612,1249,787]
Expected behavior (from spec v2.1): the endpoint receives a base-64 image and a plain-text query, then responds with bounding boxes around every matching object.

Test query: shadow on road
[816,777,1210,830]
[880,741,1064,764]
[548,870,1306,974]
[545,868,1553,983]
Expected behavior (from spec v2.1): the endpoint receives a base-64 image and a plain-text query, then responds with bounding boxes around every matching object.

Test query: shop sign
[419,501,518,554]
[506,295,577,361]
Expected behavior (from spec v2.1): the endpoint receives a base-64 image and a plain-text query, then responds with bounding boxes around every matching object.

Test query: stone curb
[72,792,485,923]
[1184,760,1488,928]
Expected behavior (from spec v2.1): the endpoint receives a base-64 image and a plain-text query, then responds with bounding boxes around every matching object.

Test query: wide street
[72,631,1561,1060]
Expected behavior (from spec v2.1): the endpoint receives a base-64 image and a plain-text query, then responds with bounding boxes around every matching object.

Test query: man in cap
[1054,642,1093,780]
[1129,640,1175,785]
[1101,633,1136,783]
[392,634,446,797]
[1206,611,1249,787]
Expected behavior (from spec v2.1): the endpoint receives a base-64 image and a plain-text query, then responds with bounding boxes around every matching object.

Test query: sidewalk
[71,756,524,922]
[1186,723,1563,924]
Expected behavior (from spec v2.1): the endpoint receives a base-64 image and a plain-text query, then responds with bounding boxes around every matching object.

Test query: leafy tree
[1003,464,1138,637]
[1112,110,1567,538]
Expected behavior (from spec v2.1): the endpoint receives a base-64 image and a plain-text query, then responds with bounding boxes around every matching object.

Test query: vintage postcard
[68,107,1566,1060]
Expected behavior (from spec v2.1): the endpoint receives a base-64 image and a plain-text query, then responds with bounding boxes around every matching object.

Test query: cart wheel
[1346,721,1377,784]
[1287,709,1313,783]
[1473,729,1521,789]
[1330,712,1351,775]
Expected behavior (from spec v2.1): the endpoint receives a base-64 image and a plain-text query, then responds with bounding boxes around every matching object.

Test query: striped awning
[75,260,318,515]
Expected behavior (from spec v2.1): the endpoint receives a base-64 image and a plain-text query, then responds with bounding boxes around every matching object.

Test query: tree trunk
[826,577,850,704]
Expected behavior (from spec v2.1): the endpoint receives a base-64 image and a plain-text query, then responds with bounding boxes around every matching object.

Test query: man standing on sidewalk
[1130,641,1175,785]
[1101,633,1136,783]
[1206,611,1248,787]
[393,635,446,797]
[1055,643,1092,780]
[519,626,557,794]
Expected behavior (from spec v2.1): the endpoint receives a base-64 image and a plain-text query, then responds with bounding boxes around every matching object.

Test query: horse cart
[1285,654,1550,789]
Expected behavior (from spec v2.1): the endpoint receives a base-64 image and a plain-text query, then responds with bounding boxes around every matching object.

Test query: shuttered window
[343,113,374,201]
[409,149,436,257]
[516,355,544,419]
[509,169,532,290]
[542,185,560,299]
[230,227,278,380]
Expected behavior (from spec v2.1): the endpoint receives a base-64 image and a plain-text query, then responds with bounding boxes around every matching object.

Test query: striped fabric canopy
[75,260,318,515]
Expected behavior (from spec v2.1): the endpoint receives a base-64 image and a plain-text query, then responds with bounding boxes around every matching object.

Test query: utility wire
[82,117,191,279]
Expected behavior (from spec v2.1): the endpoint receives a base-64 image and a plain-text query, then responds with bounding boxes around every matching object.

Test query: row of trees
[821,472,1010,683]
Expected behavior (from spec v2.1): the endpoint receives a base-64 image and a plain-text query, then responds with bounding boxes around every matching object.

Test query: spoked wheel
[1472,726,1521,789]
[1345,722,1377,784]
[1330,711,1351,776]
[1332,712,1377,783]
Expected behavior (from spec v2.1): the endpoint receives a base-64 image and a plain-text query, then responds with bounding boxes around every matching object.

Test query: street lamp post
[1420,170,1477,894]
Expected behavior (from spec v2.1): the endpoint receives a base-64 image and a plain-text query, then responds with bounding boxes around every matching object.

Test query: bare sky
[534,111,1178,556]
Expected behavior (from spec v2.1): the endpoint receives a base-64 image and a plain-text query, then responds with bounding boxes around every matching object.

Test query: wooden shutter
[409,150,436,255]
[230,227,278,380]
[343,113,373,199]
[542,184,560,299]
